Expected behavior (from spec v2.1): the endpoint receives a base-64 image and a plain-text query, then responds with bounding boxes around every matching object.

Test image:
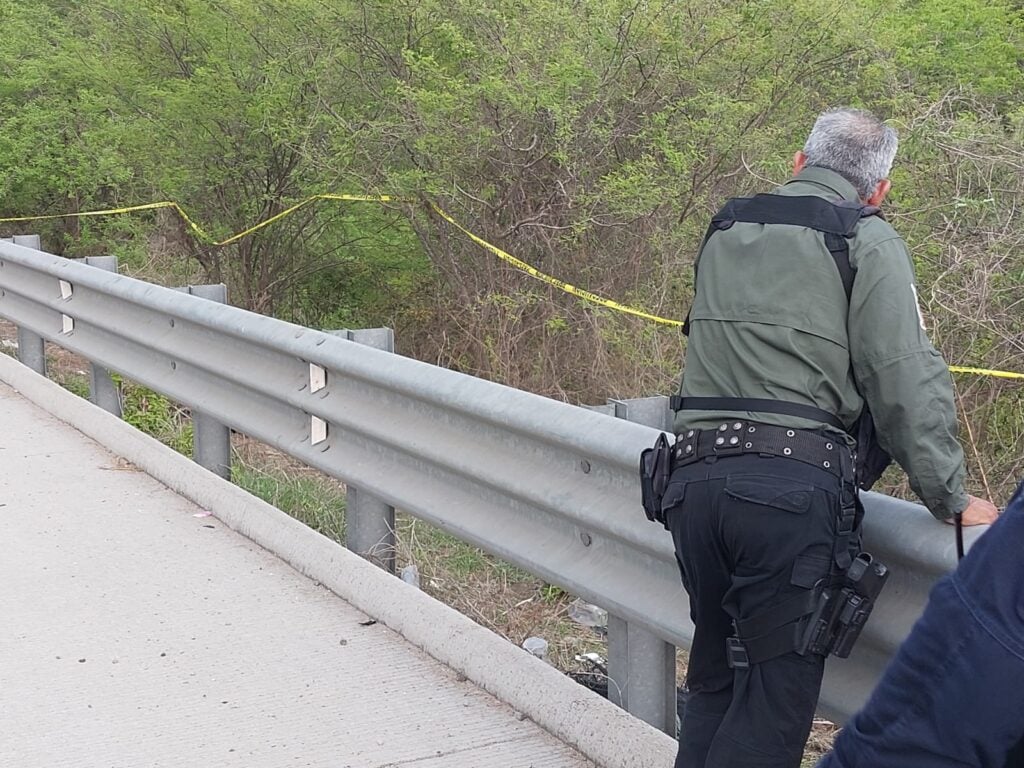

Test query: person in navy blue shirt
[818,480,1024,767]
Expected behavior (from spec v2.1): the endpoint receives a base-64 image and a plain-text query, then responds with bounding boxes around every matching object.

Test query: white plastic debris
[567,598,608,630]
[400,564,421,589]
[522,636,549,660]
[574,652,607,668]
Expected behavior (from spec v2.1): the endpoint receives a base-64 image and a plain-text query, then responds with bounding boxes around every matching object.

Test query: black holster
[800,552,889,659]
[853,405,893,491]
[640,432,674,526]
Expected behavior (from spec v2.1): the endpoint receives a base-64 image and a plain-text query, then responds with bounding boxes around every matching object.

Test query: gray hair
[802,108,898,199]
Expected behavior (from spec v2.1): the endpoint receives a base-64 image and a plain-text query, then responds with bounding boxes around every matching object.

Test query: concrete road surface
[0,381,595,768]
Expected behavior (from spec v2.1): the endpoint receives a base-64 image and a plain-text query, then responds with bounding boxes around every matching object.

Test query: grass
[232,458,346,543]
[804,722,840,766]
[59,372,91,398]
[395,513,611,672]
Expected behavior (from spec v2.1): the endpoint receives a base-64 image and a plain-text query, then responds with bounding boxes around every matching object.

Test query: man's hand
[945,495,1000,526]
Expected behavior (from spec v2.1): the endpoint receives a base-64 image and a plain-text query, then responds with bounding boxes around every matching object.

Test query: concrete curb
[0,353,677,768]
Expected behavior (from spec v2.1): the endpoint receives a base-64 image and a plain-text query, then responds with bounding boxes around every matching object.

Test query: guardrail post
[182,284,231,480]
[330,328,397,574]
[607,613,628,709]
[81,256,122,416]
[6,235,46,375]
[606,396,679,735]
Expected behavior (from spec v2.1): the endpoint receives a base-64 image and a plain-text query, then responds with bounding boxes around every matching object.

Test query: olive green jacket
[675,166,968,519]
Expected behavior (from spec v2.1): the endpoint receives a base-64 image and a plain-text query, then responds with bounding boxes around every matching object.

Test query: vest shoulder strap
[712,193,878,237]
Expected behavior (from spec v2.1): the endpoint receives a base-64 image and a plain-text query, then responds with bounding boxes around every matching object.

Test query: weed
[540,584,567,602]
[232,457,346,544]
[58,372,91,399]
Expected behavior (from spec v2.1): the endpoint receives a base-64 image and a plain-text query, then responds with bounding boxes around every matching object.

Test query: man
[660,108,998,768]
[817,479,1024,767]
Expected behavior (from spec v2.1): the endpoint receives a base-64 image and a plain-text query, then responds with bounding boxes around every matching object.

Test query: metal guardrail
[0,238,975,729]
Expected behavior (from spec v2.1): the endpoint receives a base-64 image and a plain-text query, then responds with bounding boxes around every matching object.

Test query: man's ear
[793,151,807,174]
[867,178,891,206]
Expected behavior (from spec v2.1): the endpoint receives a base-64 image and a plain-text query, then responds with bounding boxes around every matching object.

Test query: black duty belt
[673,420,852,479]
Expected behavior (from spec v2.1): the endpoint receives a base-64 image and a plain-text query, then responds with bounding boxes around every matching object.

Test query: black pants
[663,453,849,768]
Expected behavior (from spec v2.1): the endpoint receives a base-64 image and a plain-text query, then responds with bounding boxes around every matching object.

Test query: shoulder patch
[910,284,927,332]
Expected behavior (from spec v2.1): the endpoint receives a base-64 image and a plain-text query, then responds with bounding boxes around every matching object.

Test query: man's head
[793,108,898,206]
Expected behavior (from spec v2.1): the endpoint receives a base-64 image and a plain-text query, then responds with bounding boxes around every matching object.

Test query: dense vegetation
[2,0,1022,500]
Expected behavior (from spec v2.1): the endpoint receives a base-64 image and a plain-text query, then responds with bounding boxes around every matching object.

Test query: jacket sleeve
[848,236,969,519]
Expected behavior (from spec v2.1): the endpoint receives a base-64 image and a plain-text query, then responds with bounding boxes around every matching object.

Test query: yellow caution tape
[5,196,1024,380]
[0,195,397,246]
[948,365,1024,380]
[0,201,213,241]
[428,202,683,326]
[217,194,397,245]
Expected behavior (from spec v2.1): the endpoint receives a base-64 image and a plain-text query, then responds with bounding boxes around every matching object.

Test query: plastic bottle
[567,598,608,630]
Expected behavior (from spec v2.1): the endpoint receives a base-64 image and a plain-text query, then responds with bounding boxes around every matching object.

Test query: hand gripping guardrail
[0,239,975,730]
